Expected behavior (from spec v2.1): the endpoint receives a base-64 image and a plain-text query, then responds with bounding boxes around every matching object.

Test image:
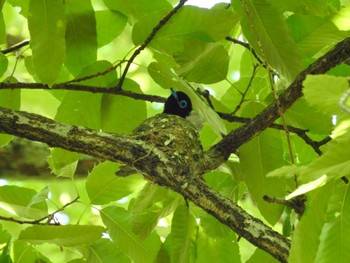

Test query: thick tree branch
[206,37,350,168]
[0,107,290,262]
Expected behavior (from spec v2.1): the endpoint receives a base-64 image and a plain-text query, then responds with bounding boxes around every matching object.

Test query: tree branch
[206,37,350,168]
[0,107,290,262]
[0,82,165,103]
[0,196,79,225]
[1,39,30,54]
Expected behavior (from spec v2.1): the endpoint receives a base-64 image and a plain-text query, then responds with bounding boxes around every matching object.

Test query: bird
[163,88,192,118]
[116,88,202,177]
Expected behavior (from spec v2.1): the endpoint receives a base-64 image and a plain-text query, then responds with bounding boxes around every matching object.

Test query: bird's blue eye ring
[179,100,187,109]
[171,88,187,109]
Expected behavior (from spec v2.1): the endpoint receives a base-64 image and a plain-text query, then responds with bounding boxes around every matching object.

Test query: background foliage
[0,0,350,262]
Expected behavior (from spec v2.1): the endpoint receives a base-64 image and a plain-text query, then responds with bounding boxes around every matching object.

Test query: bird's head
[163,88,192,118]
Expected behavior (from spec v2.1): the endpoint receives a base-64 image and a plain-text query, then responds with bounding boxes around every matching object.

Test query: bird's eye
[179,100,187,109]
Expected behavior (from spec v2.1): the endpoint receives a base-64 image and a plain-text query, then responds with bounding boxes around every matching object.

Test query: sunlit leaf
[196,229,240,263]
[235,0,302,82]
[131,183,182,238]
[174,41,229,84]
[101,78,146,134]
[240,104,286,224]
[285,98,333,135]
[65,0,97,76]
[103,0,171,21]
[55,91,102,129]
[270,0,333,16]
[28,0,65,85]
[47,148,81,178]
[133,6,238,52]
[0,52,7,78]
[303,74,349,115]
[18,225,105,246]
[85,239,130,262]
[286,175,328,199]
[96,10,127,47]
[86,161,143,205]
[287,14,348,57]
[289,181,349,262]
[13,240,50,263]
[101,206,161,263]
[169,204,196,263]
[0,185,47,219]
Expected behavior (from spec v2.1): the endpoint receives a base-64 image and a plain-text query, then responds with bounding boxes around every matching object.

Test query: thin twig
[196,88,215,109]
[263,194,306,216]
[232,64,259,114]
[217,112,331,154]
[116,0,188,90]
[0,196,79,225]
[1,39,30,54]
[0,82,165,103]
[225,36,265,66]
[60,60,127,85]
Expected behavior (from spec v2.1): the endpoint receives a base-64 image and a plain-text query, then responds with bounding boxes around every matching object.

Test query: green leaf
[0,185,47,219]
[240,112,286,224]
[96,10,127,47]
[270,132,350,197]
[303,74,349,115]
[0,89,20,147]
[86,161,143,205]
[133,6,238,52]
[55,91,102,129]
[287,14,348,57]
[103,0,172,21]
[0,225,11,244]
[196,230,240,263]
[313,182,350,263]
[247,248,279,263]
[47,148,81,178]
[101,78,146,134]
[270,0,333,16]
[0,242,11,263]
[169,204,196,263]
[174,41,229,84]
[28,0,65,85]
[199,212,233,240]
[235,0,302,82]
[13,240,50,263]
[0,89,20,110]
[297,134,350,185]
[85,239,130,263]
[74,60,118,87]
[131,183,182,238]
[286,175,328,199]
[101,206,161,263]
[0,7,5,45]
[18,225,105,247]
[288,181,347,263]
[0,52,8,78]
[285,98,333,135]
[64,0,97,76]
